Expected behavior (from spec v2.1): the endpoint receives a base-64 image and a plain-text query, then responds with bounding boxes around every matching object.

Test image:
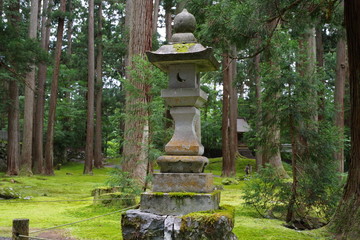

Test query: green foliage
[243,165,291,219]
[293,123,345,222]
[121,56,169,161]
[105,168,142,196]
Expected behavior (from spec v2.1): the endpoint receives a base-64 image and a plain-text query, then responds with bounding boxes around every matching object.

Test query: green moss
[182,205,235,224]
[0,160,331,240]
[168,192,196,198]
[173,43,196,53]
[150,192,165,196]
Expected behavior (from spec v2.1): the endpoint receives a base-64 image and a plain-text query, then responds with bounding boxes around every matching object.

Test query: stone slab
[161,88,208,107]
[152,173,214,193]
[140,191,220,216]
[157,155,208,173]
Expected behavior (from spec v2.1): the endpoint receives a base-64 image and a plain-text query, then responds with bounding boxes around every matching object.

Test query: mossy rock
[91,186,120,197]
[178,205,237,240]
[221,178,239,185]
[0,187,21,199]
[96,192,136,208]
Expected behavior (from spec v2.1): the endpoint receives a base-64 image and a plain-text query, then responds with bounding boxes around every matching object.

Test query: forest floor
[0,158,334,240]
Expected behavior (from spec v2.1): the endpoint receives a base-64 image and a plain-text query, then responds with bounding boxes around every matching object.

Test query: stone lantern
[121,9,238,240]
[146,8,219,199]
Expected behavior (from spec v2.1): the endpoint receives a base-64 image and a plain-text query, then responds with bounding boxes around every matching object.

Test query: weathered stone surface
[161,88,207,108]
[164,216,182,240]
[121,206,238,240]
[95,192,136,208]
[168,64,198,89]
[147,46,219,72]
[157,155,208,173]
[140,191,220,216]
[152,173,214,193]
[173,9,196,33]
[165,107,203,156]
[121,210,166,240]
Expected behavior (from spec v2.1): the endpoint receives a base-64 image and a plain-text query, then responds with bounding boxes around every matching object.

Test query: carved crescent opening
[177,73,186,82]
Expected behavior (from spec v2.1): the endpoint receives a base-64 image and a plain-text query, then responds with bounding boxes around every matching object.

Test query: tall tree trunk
[0,0,3,17]
[334,37,347,173]
[222,52,231,177]
[229,45,238,175]
[164,1,172,42]
[84,0,95,174]
[261,19,288,178]
[21,0,39,175]
[330,2,360,238]
[7,80,20,176]
[152,0,160,36]
[254,53,263,170]
[33,0,51,174]
[122,0,153,184]
[44,0,66,175]
[6,0,21,176]
[286,113,299,223]
[94,1,103,169]
[316,26,325,121]
[66,0,73,56]
[308,28,318,121]
[175,0,188,14]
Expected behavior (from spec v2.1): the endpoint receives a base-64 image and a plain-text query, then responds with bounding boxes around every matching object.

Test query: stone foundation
[140,191,220,216]
[122,206,238,240]
[152,173,214,193]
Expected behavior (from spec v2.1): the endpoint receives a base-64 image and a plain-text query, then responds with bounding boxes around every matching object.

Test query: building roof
[237,118,251,133]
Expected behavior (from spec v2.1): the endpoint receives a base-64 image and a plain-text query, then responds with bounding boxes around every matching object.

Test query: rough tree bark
[334,37,347,173]
[152,0,160,36]
[7,80,20,176]
[6,0,21,176]
[330,2,360,239]
[66,0,73,56]
[122,0,153,184]
[222,45,237,177]
[21,0,39,175]
[94,1,103,169]
[33,0,51,174]
[222,52,231,177]
[164,0,172,42]
[261,19,288,178]
[44,0,66,175]
[253,53,263,170]
[229,45,238,175]
[84,0,95,174]
[316,26,325,121]
[175,0,188,14]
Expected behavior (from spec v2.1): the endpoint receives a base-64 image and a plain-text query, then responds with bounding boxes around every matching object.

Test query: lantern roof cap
[147,9,219,72]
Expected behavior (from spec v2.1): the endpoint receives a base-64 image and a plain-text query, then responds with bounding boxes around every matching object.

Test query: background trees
[331,1,360,239]
[0,0,356,233]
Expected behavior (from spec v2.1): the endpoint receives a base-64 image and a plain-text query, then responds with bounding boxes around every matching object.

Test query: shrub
[243,165,291,219]
[105,168,142,196]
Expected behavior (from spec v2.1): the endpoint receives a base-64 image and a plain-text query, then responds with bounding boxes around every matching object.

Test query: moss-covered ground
[0,158,334,239]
